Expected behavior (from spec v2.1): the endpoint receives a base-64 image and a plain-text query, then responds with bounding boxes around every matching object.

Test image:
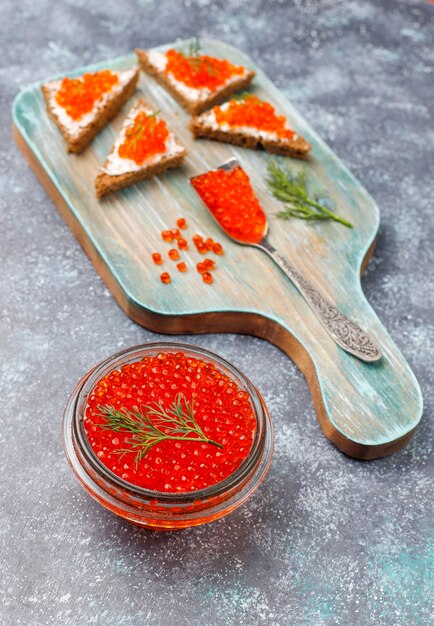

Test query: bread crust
[190,117,312,160]
[95,152,186,198]
[41,69,139,154]
[136,49,255,115]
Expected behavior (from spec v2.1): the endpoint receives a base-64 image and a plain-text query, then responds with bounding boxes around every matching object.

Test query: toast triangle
[41,68,139,154]
[190,99,311,159]
[136,48,255,115]
[95,99,186,198]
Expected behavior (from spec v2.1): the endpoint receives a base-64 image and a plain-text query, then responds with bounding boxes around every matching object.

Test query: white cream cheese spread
[45,69,136,138]
[146,50,249,104]
[101,103,184,176]
[198,103,298,143]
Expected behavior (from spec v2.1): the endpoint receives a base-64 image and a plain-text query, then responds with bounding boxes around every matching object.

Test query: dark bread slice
[136,49,255,115]
[190,116,311,160]
[95,152,186,198]
[95,100,186,198]
[41,69,139,154]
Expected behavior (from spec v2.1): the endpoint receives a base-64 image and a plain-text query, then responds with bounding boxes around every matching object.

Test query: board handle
[258,239,382,363]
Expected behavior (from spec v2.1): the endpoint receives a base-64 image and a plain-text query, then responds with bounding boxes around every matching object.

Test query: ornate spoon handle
[259,239,382,362]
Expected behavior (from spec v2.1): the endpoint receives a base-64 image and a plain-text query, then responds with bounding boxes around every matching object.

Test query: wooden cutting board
[12,38,423,460]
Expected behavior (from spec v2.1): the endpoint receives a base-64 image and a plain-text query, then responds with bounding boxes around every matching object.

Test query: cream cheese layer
[45,69,137,139]
[146,50,250,104]
[101,103,184,176]
[198,103,298,143]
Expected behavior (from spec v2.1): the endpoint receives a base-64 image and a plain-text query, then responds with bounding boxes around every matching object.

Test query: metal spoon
[190,158,382,363]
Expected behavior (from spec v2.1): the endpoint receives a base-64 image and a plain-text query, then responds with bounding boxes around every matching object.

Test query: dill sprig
[231,91,256,101]
[125,110,160,149]
[188,37,202,58]
[267,161,353,228]
[146,109,161,119]
[97,394,223,467]
[179,37,215,76]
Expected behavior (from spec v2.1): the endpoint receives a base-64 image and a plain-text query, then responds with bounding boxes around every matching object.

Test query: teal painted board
[12,38,423,459]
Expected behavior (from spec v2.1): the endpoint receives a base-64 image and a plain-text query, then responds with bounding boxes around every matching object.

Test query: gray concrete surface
[1,1,433,624]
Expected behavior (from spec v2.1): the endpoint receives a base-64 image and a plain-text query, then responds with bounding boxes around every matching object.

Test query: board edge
[13,121,420,461]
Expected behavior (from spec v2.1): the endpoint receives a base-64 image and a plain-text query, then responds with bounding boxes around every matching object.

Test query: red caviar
[84,352,256,492]
[178,237,188,250]
[176,218,187,229]
[55,70,119,120]
[160,272,171,284]
[118,111,169,165]
[204,258,215,270]
[168,249,179,261]
[176,262,187,272]
[214,96,294,139]
[213,242,224,255]
[171,228,180,239]
[192,166,267,244]
[197,262,206,274]
[165,49,245,91]
[161,230,173,242]
[152,252,163,265]
[202,272,213,284]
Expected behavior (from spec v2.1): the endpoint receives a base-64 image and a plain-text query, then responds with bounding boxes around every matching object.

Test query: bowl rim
[70,342,269,504]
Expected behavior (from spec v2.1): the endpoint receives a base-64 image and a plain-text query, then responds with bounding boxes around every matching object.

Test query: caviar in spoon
[190,159,382,363]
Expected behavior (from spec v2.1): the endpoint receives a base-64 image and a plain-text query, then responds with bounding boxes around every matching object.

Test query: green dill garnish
[232,92,256,101]
[146,109,161,119]
[124,110,160,149]
[179,37,215,76]
[188,37,201,58]
[98,394,223,467]
[267,161,353,228]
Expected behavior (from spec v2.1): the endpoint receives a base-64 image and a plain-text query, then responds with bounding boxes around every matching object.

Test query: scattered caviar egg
[152,252,163,265]
[178,237,188,250]
[197,262,206,274]
[176,218,187,229]
[83,351,256,492]
[205,237,214,250]
[160,272,171,284]
[55,70,119,120]
[197,243,207,254]
[213,242,224,255]
[161,230,173,242]
[171,228,180,239]
[193,234,203,244]
[204,258,215,270]
[176,262,187,272]
[165,49,245,91]
[214,95,294,140]
[168,249,179,261]
[118,110,169,165]
[202,272,213,284]
[192,166,266,244]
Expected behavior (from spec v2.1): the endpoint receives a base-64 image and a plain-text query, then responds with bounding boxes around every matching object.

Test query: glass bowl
[62,342,274,530]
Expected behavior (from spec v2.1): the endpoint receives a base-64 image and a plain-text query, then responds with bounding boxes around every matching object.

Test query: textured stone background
[1,1,433,625]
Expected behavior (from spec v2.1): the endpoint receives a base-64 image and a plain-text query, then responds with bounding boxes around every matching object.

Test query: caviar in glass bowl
[63,343,273,530]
